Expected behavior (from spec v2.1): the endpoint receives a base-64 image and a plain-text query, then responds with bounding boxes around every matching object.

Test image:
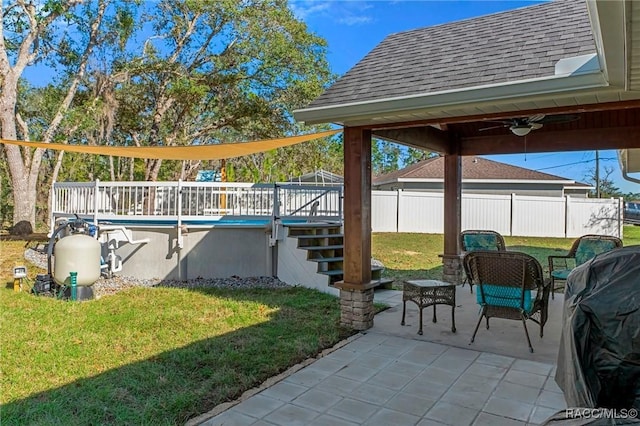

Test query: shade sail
[0,129,340,160]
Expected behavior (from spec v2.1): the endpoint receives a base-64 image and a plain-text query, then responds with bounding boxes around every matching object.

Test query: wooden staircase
[286,223,392,288]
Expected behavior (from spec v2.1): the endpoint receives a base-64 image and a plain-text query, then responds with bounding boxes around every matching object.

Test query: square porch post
[335,126,375,330]
[442,151,463,284]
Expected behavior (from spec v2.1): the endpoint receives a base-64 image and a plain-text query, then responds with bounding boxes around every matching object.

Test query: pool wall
[110,226,273,280]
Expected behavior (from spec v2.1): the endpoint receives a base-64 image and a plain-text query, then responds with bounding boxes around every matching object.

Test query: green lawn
[373,225,640,284]
[0,240,352,425]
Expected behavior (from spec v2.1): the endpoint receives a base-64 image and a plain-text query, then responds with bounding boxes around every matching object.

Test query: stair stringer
[276,231,339,297]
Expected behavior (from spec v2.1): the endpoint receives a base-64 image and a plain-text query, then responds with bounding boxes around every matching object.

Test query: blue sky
[290,0,639,194]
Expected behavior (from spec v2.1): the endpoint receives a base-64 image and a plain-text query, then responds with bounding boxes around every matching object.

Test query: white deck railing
[51,180,344,228]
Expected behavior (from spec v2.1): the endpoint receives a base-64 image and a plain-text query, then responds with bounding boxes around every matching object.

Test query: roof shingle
[373,156,590,186]
[309,0,595,109]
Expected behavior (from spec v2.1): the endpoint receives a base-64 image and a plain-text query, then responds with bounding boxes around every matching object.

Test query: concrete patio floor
[192,286,568,426]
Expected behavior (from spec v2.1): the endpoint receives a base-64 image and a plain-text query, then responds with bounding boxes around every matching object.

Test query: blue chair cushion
[551,269,571,280]
[463,234,500,251]
[477,284,532,313]
[575,239,619,265]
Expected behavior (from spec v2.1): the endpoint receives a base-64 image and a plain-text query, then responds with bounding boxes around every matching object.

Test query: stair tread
[318,265,385,276]
[295,234,344,239]
[318,270,344,276]
[286,222,341,229]
[308,256,343,262]
[301,245,344,250]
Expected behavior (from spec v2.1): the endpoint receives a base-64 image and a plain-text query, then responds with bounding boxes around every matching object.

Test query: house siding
[373,181,579,198]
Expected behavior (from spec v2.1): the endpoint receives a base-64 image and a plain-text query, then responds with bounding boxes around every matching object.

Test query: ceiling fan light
[510,125,532,137]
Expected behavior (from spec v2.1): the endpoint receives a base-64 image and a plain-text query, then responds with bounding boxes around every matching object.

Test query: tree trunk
[1,71,37,228]
[0,0,106,230]
[109,156,116,181]
[45,150,66,225]
[146,158,163,182]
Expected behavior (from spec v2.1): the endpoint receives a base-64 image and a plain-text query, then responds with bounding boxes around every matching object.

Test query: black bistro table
[401,279,456,335]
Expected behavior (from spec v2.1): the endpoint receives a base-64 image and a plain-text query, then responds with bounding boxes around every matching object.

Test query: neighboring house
[373,156,593,198]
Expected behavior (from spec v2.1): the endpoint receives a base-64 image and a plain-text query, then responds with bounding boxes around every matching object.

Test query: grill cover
[555,245,640,410]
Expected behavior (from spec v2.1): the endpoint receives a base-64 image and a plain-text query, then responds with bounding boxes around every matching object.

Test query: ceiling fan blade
[528,113,546,123]
[479,124,507,131]
[530,122,543,130]
[538,114,580,124]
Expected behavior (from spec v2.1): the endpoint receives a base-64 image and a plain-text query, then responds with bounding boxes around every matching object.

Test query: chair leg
[401,301,406,326]
[432,304,437,323]
[551,278,555,300]
[486,317,490,329]
[521,316,534,353]
[462,277,473,293]
[470,310,484,344]
[451,305,456,333]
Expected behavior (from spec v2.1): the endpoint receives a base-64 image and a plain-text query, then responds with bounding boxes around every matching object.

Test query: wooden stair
[286,223,393,289]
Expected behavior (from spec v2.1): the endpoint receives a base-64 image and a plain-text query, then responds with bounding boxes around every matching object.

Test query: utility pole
[595,150,600,198]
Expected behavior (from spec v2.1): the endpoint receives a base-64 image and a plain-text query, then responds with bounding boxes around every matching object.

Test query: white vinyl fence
[372,190,624,238]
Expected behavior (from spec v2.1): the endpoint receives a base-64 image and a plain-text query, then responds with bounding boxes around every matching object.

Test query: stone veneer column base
[441,254,463,285]
[339,288,375,330]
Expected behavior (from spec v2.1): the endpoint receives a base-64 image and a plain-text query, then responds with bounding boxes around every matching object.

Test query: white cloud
[338,15,374,25]
[289,1,333,20]
[290,1,375,26]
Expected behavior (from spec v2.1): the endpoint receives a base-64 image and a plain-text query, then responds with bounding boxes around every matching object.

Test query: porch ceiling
[371,102,640,156]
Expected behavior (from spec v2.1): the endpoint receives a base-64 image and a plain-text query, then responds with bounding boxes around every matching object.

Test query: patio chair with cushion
[464,250,550,353]
[460,230,506,293]
[547,234,623,299]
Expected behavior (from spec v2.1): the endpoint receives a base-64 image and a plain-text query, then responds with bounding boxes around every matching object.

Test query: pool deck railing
[51,180,344,230]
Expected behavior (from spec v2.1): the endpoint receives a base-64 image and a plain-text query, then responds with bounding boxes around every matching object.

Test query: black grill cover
[555,245,640,410]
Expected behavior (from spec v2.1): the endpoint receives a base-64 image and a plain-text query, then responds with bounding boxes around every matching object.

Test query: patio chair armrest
[548,254,575,272]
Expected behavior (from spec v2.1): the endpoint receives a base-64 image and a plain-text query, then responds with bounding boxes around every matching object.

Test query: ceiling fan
[479,113,580,136]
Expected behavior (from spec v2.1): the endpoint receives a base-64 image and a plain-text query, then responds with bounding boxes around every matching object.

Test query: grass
[373,225,640,285]
[2,226,639,424]
[0,241,352,425]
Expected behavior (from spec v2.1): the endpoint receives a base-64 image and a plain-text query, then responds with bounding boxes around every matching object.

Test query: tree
[1,0,332,230]
[112,0,332,182]
[1,0,135,230]
[372,139,402,175]
[403,146,434,166]
[585,165,622,198]
[229,135,343,182]
[372,138,434,176]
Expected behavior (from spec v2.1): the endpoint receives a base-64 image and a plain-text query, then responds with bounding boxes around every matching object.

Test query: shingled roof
[307,0,595,109]
[373,156,591,186]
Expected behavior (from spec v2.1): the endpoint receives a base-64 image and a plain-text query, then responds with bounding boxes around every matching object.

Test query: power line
[535,157,616,171]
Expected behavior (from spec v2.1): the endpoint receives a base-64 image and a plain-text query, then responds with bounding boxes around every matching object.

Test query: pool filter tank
[50,218,101,300]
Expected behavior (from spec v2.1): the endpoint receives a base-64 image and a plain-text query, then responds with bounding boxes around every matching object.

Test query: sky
[289,0,639,195]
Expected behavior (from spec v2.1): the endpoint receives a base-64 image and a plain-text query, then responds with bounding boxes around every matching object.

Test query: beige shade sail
[0,129,341,160]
